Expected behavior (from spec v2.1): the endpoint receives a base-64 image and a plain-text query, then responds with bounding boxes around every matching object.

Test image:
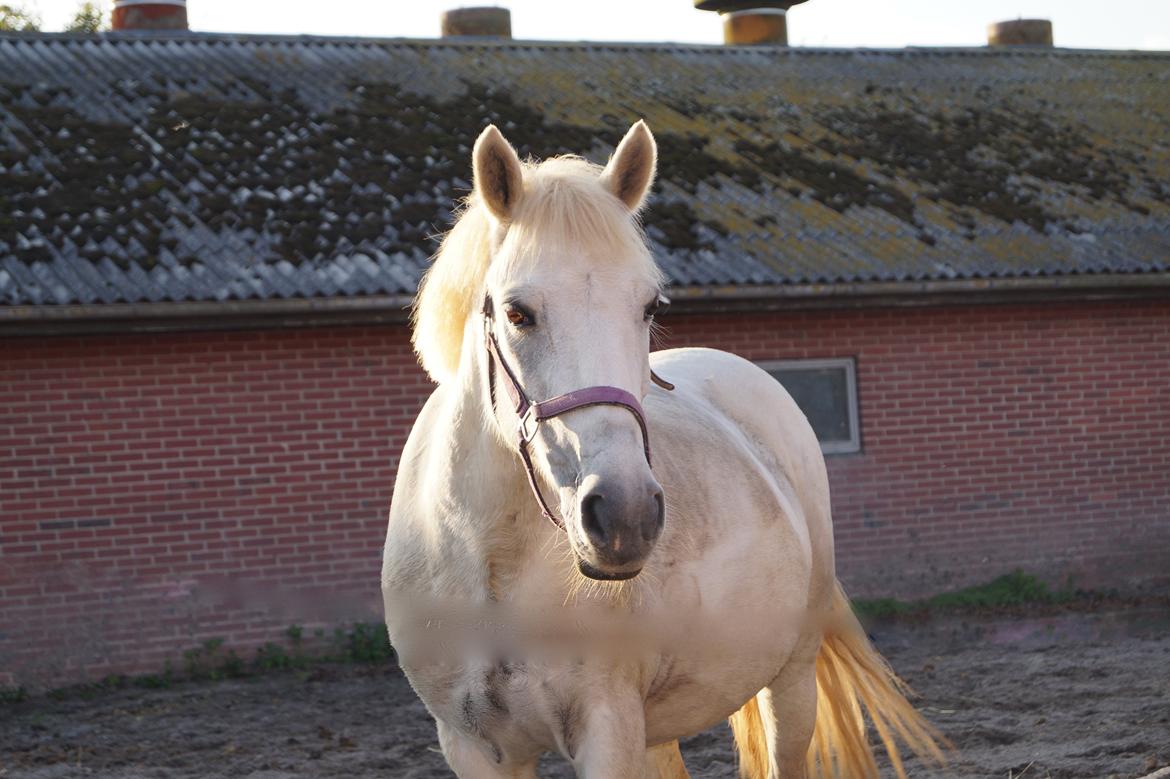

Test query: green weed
[852,570,1074,622]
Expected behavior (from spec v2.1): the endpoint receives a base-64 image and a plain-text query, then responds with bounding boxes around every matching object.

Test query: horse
[381,120,944,778]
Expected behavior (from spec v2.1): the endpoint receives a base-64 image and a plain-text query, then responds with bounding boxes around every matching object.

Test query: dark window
[760,358,860,454]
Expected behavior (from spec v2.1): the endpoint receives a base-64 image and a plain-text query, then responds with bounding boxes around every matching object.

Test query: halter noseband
[482,296,674,529]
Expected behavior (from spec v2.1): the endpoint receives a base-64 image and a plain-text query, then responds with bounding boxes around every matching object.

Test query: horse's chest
[401,614,793,759]
[403,656,612,763]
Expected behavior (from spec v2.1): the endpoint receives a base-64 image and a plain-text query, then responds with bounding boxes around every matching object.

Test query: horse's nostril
[581,492,608,545]
[645,490,665,541]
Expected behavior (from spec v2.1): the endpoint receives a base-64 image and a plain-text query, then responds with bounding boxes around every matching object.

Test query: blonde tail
[729,693,769,779]
[807,581,947,778]
[729,581,947,778]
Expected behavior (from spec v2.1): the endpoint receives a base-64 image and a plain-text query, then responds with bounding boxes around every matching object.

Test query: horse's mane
[412,156,661,384]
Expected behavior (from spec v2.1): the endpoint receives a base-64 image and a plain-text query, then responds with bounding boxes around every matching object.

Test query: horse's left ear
[600,120,657,212]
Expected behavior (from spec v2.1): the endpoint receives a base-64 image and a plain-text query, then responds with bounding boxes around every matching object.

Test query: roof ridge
[1,30,1168,58]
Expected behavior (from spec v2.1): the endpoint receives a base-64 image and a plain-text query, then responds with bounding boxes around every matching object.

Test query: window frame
[757,357,861,455]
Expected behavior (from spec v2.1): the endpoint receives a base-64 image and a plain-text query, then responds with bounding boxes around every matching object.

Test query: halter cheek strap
[482,296,672,528]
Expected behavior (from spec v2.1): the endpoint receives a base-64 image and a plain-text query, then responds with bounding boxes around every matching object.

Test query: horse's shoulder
[388,385,449,524]
[399,385,449,459]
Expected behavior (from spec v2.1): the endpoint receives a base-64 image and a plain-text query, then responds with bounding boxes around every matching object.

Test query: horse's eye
[505,305,534,328]
[644,294,669,321]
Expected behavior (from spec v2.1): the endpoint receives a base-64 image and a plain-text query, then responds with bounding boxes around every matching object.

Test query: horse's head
[416,121,666,581]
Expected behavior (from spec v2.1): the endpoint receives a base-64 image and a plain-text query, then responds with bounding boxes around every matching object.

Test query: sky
[26,0,1170,50]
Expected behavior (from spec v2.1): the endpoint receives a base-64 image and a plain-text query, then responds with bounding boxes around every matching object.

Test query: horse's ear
[600,120,657,212]
[473,124,524,222]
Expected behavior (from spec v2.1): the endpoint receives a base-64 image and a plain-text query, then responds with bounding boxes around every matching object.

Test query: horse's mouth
[576,557,642,581]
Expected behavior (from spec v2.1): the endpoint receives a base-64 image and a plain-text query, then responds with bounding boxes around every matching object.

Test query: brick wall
[0,328,431,687]
[659,300,1170,599]
[2,299,1168,686]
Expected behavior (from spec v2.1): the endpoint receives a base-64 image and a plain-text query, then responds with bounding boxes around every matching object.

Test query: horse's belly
[641,612,799,744]
[639,530,813,743]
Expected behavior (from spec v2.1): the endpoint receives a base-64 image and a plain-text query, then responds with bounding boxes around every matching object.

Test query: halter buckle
[518,405,540,444]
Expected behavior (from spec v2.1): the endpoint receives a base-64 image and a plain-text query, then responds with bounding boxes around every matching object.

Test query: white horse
[382,121,944,778]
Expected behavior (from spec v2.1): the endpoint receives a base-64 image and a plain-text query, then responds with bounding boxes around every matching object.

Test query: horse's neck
[427,342,561,600]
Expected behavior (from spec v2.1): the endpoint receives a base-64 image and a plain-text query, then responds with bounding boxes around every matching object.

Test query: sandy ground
[1,609,1167,779]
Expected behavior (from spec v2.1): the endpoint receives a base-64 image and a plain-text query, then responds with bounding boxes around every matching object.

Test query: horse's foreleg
[570,694,648,778]
[435,719,538,779]
[645,740,691,778]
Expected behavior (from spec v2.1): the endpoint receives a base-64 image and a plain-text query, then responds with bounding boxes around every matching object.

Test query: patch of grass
[255,642,294,671]
[178,639,246,681]
[853,570,1074,622]
[134,670,173,690]
[46,673,135,701]
[286,624,304,649]
[929,570,1061,610]
[335,622,394,664]
[851,597,912,621]
[1,685,28,705]
[31,622,397,702]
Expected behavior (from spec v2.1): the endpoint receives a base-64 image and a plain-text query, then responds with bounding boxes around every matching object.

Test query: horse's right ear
[473,125,524,222]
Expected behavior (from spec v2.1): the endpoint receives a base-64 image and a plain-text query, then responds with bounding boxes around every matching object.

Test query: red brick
[2,300,1168,686]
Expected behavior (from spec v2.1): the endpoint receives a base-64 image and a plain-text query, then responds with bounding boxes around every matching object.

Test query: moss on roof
[1,34,1168,305]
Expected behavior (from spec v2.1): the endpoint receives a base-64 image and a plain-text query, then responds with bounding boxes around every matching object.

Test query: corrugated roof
[2,32,1169,307]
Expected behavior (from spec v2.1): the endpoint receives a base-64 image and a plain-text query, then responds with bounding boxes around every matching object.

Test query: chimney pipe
[694,0,810,46]
[988,19,1054,47]
[441,6,512,38]
[112,0,188,31]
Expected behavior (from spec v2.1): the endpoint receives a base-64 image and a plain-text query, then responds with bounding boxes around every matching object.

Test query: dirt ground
[1,608,1167,779]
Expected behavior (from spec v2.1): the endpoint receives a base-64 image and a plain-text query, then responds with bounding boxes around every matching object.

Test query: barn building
[2,12,1169,685]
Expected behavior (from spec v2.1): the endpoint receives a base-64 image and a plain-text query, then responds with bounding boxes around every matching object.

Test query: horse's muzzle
[576,483,664,579]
